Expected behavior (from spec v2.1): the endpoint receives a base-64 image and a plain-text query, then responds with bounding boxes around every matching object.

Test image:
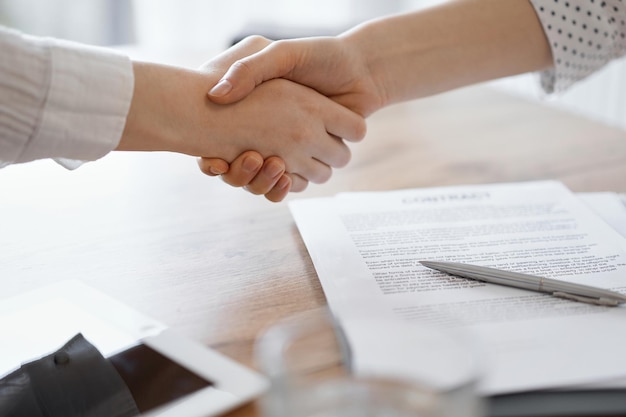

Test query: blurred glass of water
[255,308,485,417]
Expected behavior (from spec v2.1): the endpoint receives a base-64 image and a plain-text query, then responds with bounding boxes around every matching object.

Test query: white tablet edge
[142,328,268,417]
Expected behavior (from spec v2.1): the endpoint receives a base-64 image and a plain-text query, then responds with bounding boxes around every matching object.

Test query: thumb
[207,43,296,104]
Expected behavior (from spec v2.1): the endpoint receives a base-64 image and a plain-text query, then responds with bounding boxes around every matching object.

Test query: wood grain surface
[2,84,625,417]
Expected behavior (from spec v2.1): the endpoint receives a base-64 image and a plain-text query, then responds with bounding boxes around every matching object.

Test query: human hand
[206,77,364,183]
[197,35,372,199]
[197,37,295,201]
[207,35,385,118]
[198,34,382,193]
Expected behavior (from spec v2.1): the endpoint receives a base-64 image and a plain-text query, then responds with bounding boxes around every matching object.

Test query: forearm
[342,0,553,106]
[118,62,218,156]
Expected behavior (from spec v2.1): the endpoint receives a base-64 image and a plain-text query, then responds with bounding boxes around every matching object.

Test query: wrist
[331,26,389,114]
[340,14,421,107]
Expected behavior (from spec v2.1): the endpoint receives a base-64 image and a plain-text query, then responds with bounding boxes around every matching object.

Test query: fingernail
[242,155,262,173]
[209,166,225,175]
[209,79,232,97]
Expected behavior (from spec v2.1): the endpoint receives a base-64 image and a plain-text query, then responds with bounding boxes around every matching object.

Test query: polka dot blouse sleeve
[529,0,626,93]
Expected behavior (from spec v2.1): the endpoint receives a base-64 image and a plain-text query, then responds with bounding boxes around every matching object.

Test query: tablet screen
[109,343,213,413]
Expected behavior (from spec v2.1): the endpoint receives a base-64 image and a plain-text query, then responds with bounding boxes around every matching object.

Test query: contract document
[289,181,626,395]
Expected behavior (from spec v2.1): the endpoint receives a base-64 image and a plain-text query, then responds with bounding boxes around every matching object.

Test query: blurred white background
[0,0,439,48]
[0,0,624,131]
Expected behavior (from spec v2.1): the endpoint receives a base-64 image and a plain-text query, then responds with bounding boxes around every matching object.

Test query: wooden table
[2,84,626,416]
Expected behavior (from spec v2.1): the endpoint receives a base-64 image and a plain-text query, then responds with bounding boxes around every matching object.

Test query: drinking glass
[255,308,484,417]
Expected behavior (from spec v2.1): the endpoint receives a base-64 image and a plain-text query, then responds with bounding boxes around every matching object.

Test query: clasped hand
[197,32,386,202]
[195,36,373,202]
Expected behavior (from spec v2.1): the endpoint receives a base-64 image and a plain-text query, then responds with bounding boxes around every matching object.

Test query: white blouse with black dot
[529,0,626,92]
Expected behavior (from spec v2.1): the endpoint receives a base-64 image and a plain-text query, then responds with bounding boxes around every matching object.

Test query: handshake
[197,35,375,202]
[122,35,382,202]
[121,0,560,202]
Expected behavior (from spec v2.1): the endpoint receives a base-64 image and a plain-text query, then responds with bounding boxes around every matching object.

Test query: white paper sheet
[289,181,626,395]
[0,281,268,417]
[578,192,626,238]
[0,281,165,377]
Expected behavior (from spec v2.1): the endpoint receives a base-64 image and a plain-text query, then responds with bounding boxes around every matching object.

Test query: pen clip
[552,291,620,307]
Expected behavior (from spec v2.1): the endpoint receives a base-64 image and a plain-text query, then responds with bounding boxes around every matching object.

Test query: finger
[293,99,362,174]
[244,156,286,195]
[221,151,264,187]
[297,133,351,176]
[264,174,292,203]
[197,157,229,176]
[208,41,299,104]
[288,173,309,192]
[324,102,368,144]
[297,158,334,184]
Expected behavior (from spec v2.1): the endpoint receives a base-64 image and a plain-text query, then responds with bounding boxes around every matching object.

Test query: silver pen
[420,260,626,307]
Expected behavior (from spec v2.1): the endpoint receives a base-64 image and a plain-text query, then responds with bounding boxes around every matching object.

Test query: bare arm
[209,0,552,115]
[117,61,365,185]
[341,0,553,107]
[201,0,553,198]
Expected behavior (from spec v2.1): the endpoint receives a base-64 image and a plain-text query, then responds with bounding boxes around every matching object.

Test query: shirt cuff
[529,0,626,94]
[16,36,133,165]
